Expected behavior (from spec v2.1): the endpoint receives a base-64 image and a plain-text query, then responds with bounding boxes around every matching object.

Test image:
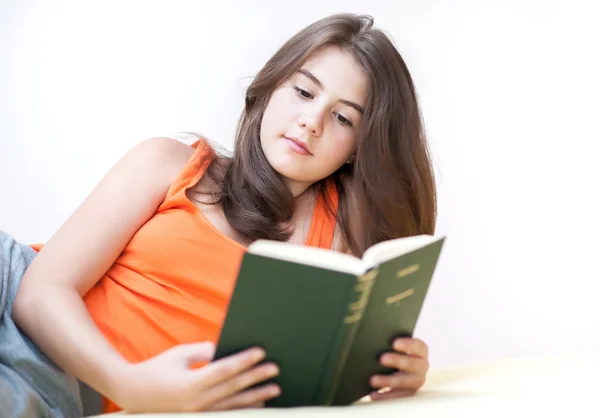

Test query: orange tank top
[33,139,339,413]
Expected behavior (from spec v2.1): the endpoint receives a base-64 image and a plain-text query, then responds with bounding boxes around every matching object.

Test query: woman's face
[260,45,368,196]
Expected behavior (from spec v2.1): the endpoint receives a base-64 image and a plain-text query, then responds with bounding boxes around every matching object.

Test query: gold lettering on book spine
[386,288,415,305]
[397,264,420,278]
[344,269,377,324]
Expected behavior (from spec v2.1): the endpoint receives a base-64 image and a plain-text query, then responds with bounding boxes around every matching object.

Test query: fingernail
[251,347,266,360]
[380,354,392,366]
[270,385,281,396]
[266,364,279,376]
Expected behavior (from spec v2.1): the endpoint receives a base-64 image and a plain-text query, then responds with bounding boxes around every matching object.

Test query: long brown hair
[206,13,437,256]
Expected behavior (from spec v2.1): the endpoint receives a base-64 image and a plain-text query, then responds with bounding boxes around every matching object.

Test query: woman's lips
[284,136,312,156]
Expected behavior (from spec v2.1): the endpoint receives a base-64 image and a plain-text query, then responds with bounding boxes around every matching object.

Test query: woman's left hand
[369,337,429,401]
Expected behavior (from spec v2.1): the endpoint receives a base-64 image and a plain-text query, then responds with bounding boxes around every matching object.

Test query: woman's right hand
[112,342,281,413]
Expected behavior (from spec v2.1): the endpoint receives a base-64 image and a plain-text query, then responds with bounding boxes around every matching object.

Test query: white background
[1,0,599,368]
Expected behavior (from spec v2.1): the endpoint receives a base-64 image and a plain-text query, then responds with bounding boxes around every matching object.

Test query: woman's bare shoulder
[135,136,195,168]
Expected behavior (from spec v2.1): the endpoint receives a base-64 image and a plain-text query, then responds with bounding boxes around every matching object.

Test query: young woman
[1,12,437,417]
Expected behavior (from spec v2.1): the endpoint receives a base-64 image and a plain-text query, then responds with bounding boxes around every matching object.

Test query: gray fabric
[0,231,83,417]
[80,381,103,417]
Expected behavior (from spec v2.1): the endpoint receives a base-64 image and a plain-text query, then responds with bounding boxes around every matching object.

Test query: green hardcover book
[214,234,446,407]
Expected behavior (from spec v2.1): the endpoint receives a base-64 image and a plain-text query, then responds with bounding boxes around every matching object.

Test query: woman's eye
[294,86,313,99]
[335,113,352,127]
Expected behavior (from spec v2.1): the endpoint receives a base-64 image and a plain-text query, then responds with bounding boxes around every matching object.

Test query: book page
[362,235,442,268]
[248,240,365,275]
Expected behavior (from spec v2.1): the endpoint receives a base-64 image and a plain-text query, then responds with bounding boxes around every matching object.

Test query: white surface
[93,350,600,417]
[2,1,599,369]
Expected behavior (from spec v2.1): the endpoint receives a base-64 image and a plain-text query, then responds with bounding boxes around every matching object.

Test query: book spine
[316,268,378,405]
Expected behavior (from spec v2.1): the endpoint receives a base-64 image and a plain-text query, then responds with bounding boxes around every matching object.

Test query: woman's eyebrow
[298,69,364,114]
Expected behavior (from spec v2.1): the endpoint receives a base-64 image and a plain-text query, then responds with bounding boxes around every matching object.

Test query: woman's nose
[297,110,324,137]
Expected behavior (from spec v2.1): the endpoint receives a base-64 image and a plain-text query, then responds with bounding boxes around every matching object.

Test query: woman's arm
[13,137,281,412]
[12,137,193,398]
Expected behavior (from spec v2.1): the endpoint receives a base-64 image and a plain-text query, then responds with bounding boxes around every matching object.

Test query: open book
[214,234,446,407]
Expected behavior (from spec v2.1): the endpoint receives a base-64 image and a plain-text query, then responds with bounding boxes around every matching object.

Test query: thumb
[178,342,216,367]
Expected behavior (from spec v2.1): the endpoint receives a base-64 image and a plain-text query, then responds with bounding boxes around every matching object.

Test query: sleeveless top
[34,139,339,413]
